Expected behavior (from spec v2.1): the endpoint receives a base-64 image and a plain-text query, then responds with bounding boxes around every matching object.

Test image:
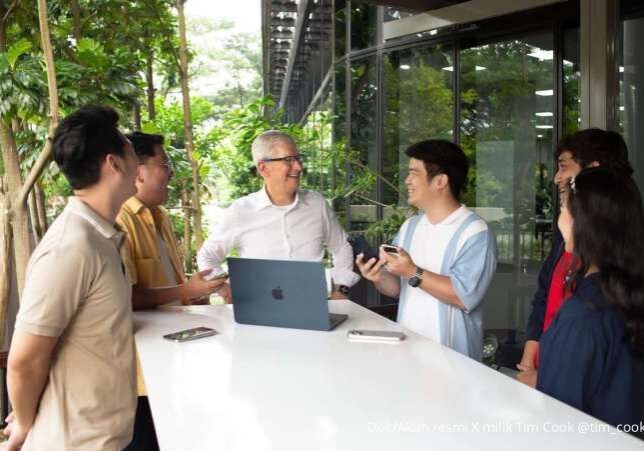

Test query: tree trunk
[133,101,142,131]
[28,189,41,245]
[0,122,31,295]
[69,0,82,40]
[181,185,192,273]
[35,181,48,234]
[176,0,203,249]
[146,49,156,120]
[0,177,12,344]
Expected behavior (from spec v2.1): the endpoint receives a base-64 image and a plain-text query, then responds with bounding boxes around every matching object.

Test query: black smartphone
[348,235,379,262]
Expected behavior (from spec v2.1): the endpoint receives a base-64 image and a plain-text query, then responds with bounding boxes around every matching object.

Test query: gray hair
[251,130,297,164]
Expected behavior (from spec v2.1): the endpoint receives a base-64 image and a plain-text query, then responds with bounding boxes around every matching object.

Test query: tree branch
[15,0,60,210]
[2,0,20,25]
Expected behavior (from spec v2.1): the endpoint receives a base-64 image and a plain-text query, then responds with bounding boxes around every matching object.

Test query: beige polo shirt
[15,196,137,451]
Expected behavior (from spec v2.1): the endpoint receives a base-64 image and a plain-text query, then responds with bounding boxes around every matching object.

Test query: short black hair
[556,128,633,177]
[405,139,469,199]
[52,106,125,189]
[126,131,164,163]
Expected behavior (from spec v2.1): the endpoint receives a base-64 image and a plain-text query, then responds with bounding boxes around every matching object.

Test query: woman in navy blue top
[537,168,644,427]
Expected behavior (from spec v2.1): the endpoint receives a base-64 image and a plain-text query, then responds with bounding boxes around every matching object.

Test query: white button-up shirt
[197,187,360,287]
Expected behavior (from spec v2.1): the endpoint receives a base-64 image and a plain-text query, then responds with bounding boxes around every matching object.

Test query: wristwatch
[337,285,350,297]
[408,267,423,287]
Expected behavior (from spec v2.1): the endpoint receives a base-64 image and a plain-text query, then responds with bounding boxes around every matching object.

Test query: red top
[535,251,574,367]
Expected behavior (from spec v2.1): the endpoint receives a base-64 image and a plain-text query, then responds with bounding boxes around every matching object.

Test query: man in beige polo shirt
[4,106,140,450]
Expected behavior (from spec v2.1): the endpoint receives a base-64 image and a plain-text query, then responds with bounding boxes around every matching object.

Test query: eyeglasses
[261,155,304,165]
[142,161,173,171]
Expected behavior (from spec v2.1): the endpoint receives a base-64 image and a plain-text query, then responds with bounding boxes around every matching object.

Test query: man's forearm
[8,342,54,431]
[374,271,401,298]
[132,284,191,310]
[417,270,466,310]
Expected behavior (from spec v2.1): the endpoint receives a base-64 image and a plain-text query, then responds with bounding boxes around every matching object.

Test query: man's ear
[135,164,145,183]
[434,173,450,190]
[256,162,268,178]
[105,154,121,174]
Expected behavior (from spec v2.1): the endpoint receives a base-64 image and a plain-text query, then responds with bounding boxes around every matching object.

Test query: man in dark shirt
[517,128,634,386]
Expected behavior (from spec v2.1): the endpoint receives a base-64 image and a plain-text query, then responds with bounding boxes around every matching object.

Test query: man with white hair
[197,130,359,301]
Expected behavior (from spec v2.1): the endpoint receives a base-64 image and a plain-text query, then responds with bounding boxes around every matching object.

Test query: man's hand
[185,269,227,299]
[217,282,232,304]
[518,340,539,370]
[516,365,537,388]
[379,246,416,279]
[330,291,345,300]
[188,296,211,306]
[4,411,30,451]
[355,253,386,283]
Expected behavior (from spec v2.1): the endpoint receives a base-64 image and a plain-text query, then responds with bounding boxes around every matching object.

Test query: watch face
[408,276,421,288]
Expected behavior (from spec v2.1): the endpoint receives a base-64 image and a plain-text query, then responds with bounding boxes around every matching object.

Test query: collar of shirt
[124,196,148,215]
[123,196,163,229]
[251,186,311,211]
[66,196,123,245]
[419,204,468,227]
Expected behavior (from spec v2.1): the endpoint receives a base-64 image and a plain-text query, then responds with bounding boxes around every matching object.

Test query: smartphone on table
[347,329,406,343]
[163,327,218,342]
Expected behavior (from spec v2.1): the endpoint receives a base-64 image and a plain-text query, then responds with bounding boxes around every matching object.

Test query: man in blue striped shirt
[356,140,497,360]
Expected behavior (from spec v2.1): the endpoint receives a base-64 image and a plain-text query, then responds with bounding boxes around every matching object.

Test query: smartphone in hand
[348,235,379,262]
[381,244,399,255]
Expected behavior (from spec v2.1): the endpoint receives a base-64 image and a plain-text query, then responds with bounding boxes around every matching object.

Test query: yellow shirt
[116,196,187,396]
[117,196,186,288]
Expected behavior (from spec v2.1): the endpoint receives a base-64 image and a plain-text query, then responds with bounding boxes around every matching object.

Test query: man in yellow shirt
[117,131,225,451]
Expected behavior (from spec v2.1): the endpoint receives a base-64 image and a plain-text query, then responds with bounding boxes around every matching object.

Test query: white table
[134,301,644,451]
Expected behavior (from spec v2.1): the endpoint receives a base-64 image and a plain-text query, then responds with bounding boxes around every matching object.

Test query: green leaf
[7,39,32,69]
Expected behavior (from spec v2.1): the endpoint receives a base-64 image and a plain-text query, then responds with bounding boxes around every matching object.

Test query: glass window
[302,87,334,199]
[563,27,581,136]
[334,0,347,59]
[384,7,415,22]
[619,1,644,191]
[333,63,348,219]
[349,56,378,232]
[350,1,377,51]
[459,33,556,332]
[383,45,454,213]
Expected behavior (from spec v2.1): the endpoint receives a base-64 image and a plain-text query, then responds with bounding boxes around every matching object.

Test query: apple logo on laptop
[271,286,284,300]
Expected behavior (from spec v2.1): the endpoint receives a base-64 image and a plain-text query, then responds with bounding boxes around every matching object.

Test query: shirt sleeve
[448,227,497,313]
[536,307,604,411]
[196,204,238,273]
[15,247,91,337]
[322,198,360,287]
[525,230,564,341]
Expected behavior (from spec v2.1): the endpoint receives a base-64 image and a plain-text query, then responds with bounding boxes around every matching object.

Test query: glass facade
[459,34,556,329]
[298,1,584,326]
[619,0,644,190]
[383,44,454,209]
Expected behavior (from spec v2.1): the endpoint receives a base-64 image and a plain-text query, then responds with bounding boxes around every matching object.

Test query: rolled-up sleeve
[448,228,497,313]
[322,199,360,287]
[197,205,238,273]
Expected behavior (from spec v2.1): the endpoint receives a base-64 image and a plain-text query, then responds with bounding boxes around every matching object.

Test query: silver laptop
[228,257,348,331]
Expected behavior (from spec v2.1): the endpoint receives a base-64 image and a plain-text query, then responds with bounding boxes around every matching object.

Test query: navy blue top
[525,229,564,341]
[537,274,644,426]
